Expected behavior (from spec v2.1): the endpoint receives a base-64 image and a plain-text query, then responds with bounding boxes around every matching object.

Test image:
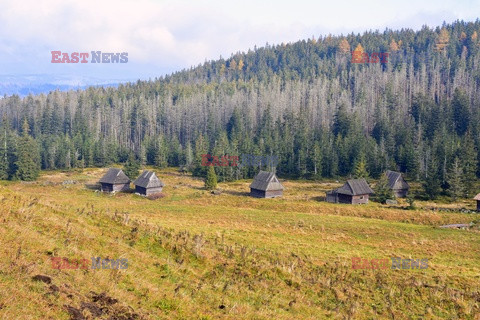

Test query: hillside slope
[1,168,479,319]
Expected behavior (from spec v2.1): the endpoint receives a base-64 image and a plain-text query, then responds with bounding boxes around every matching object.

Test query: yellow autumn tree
[229,59,237,71]
[435,28,450,51]
[460,32,467,42]
[472,31,478,42]
[389,39,399,51]
[237,59,244,71]
[338,38,350,54]
[219,64,226,75]
[352,43,365,63]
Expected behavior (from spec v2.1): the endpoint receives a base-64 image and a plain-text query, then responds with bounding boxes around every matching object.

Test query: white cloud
[0,0,477,82]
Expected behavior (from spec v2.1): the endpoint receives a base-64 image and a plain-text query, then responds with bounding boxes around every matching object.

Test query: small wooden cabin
[385,170,409,198]
[326,178,374,204]
[99,168,131,193]
[249,171,284,198]
[133,170,165,196]
[474,193,480,211]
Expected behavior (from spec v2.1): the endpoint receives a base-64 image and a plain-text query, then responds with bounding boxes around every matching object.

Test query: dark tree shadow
[222,190,250,197]
[85,183,101,190]
[184,185,207,191]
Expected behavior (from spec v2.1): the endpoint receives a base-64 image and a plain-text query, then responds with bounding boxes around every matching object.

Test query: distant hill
[0,82,84,96]
[0,74,123,96]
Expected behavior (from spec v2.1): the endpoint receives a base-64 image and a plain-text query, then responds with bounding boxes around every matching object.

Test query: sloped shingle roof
[133,170,164,188]
[249,171,284,191]
[335,178,374,196]
[385,170,401,189]
[385,170,409,190]
[99,168,130,184]
[473,193,480,200]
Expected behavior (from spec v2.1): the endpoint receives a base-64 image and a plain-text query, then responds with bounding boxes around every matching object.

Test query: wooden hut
[474,193,480,212]
[326,178,374,204]
[133,170,165,196]
[99,168,131,193]
[385,170,409,198]
[249,171,284,198]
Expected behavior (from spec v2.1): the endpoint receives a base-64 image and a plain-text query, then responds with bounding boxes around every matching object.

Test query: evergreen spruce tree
[93,139,106,167]
[0,117,8,180]
[402,141,419,180]
[154,135,168,168]
[447,157,464,201]
[353,155,369,179]
[83,135,94,167]
[452,88,470,136]
[123,152,141,180]
[185,141,193,169]
[15,119,40,181]
[333,104,351,137]
[6,127,17,179]
[374,173,394,204]
[193,134,208,177]
[423,154,441,200]
[0,144,7,180]
[336,135,350,176]
[168,136,182,167]
[460,133,477,198]
[406,192,416,210]
[312,142,322,179]
[205,165,217,190]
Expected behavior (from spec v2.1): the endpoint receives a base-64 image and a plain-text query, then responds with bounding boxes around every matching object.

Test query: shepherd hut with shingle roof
[133,170,165,196]
[385,170,409,198]
[473,193,480,211]
[249,171,284,198]
[99,168,131,193]
[326,178,374,204]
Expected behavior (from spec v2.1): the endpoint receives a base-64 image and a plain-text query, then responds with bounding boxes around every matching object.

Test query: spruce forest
[1,21,480,199]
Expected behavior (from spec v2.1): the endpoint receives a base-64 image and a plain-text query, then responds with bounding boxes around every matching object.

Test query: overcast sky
[0,0,478,84]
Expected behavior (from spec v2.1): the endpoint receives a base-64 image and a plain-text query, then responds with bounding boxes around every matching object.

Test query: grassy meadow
[0,167,479,319]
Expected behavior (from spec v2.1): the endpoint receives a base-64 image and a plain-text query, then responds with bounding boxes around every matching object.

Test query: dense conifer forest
[1,20,480,199]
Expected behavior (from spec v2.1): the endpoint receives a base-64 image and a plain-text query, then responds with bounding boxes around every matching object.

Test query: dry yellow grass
[0,168,479,319]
